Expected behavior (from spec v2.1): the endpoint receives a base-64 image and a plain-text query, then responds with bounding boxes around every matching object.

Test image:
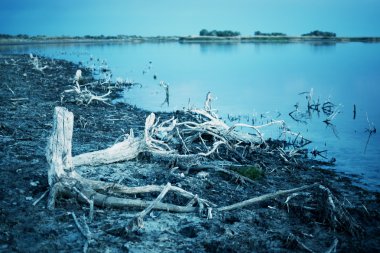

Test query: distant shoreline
[0,36,180,45]
[1,35,380,45]
[179,36,380,43]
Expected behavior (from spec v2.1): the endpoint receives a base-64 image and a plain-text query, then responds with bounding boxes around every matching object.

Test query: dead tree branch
[217,183,318,212]
[127,182,172,231]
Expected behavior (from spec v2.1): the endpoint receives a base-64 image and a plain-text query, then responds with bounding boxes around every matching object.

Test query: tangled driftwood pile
[44,101,360,243]
[60,66,138,105]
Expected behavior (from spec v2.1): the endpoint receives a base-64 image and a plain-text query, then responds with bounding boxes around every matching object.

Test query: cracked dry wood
[73,129,142,167]
[46,106,74,186]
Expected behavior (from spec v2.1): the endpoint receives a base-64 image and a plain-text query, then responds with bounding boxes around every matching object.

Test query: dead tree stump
[46,106,74,186]
[46,107,76,209]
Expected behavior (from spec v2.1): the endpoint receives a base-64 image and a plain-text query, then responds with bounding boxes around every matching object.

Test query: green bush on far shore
[199,29,240,37]
[254,31,287,36]
[302,30,336,37]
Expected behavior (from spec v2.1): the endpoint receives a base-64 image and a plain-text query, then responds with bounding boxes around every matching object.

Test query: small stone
[158,234,169,242]
[30,181,39,187]
[149,211,157,218]
[25,196,33,201]
[225,228,235,236]
[196,171,209,179]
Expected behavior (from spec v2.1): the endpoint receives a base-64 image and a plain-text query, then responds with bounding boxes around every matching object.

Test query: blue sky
[1,0,380,36]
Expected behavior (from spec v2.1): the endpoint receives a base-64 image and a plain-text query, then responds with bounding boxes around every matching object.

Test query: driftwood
[46,106,286,212]
[61,70,112,105]
[71,212,93,253]
[60,68,138,106]
[43,105,360,248]
[41,103,360,252]
[217,183,318,212]
[30,54,48,72]
[73,129,141,167]
[46,107,211,214]
[127,182,172,231]
[72,107,285,168]
[159,81,170,107]
[364,112,376,154]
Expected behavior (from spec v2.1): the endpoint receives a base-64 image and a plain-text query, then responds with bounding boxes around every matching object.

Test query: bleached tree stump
[46,107,74,186]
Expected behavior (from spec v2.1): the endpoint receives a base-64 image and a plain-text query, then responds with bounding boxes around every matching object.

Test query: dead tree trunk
[46,107,74,186]
[73,129,142,167]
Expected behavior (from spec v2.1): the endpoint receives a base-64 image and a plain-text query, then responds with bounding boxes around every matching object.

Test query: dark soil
[1,54,379,252]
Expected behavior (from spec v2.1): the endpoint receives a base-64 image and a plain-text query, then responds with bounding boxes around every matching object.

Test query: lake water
[1,41,379,191]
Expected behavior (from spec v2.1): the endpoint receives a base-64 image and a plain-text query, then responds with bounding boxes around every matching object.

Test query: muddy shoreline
[0,54,379,252]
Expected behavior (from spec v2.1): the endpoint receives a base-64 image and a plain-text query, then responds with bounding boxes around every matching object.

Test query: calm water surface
[1,42,379,191]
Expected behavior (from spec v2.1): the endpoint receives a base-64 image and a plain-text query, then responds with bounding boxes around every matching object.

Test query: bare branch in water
[364,113,376,154]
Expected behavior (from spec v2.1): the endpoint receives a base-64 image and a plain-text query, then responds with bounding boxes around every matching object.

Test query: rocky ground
[0,54,379,252]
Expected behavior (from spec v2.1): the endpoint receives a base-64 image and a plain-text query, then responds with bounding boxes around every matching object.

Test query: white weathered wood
[73,135,142,167]
[46,106,351,226]
[324,238,338,253]
[128,182,172,230]
[73,173,213,206]
[217,183,318,212]
[32,189,49,206]
[71,104,287,168]
[46,107,74,186]
[135,182,171,217]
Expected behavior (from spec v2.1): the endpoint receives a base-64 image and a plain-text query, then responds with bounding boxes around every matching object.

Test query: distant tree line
[199,29,240,37]
[0,34,141,40]
[0,34,30,39]
[254,31,287,36]
[1,30,339,40]
[302,30,336,37]
[83,35,131,40]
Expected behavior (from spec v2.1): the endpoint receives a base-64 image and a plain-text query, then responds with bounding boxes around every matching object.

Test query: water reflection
[309,42,337,53]
[1,41,379,191]
[199,43,239,54]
